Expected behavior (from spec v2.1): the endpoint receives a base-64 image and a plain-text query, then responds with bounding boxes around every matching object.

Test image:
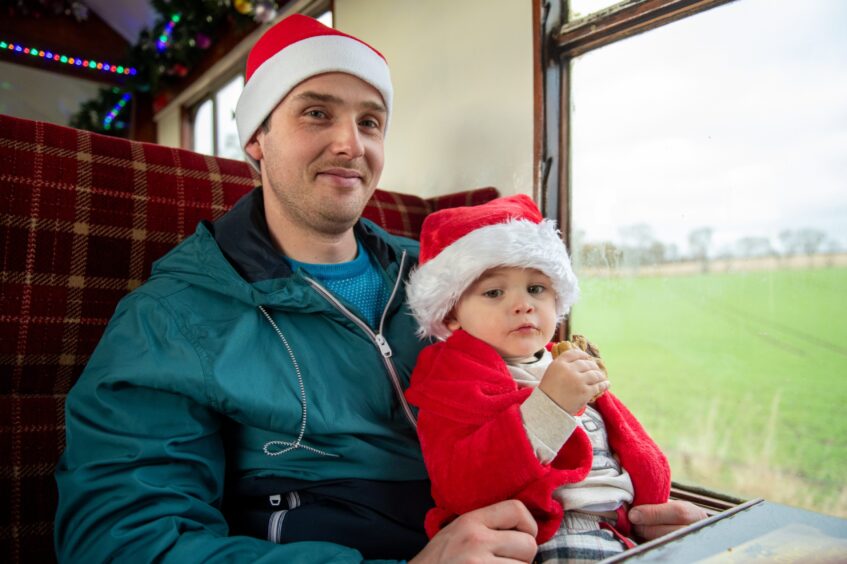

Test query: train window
[191,73,244,159]
[187,7,331,158]
[193,98,214,157]
[567,0,846,516]
[569,0,620,20]
[214,74,244,160]
[316,9,333,28]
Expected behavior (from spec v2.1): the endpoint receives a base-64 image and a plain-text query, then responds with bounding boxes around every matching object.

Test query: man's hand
[629,500,708,541]
[410,500,538,563]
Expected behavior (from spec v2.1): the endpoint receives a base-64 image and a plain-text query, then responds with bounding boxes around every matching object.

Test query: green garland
[70,0,282,137]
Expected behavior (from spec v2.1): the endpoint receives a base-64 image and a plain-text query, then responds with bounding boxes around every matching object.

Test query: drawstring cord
[258,305,339,458]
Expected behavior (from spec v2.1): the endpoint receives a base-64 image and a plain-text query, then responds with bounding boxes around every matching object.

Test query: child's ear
[445,315,461,332]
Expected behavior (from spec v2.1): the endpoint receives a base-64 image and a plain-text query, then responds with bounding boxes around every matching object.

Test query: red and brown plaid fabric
[427,187,501,212]
[0,114,260,563]
[362,187,500,238]
[0,113,497,563]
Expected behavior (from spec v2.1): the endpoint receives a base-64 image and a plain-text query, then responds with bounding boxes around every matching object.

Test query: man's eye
[306,110,327,119]
[528,285,546,295]
[360,118,380,129]
[483,289,503,298]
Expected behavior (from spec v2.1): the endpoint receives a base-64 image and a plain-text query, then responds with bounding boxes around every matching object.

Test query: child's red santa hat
[408,194,579,340]
[235,14,392,170]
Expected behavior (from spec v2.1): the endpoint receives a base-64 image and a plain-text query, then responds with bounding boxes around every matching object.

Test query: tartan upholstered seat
[0,113,498,563]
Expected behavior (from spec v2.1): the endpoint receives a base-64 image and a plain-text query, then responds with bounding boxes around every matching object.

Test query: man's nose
[330,119,365,158]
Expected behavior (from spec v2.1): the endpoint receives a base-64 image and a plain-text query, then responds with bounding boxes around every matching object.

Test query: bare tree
[779,228,827,257]
[688,227,713,272]
[795,229,826,255]
[778,229,799,256]
[619,223,656,269]
[736,236,774,258]
[645,241,667,265]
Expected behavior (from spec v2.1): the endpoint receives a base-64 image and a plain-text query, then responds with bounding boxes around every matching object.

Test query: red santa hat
[407,194,580,340]
[235,14,392,170]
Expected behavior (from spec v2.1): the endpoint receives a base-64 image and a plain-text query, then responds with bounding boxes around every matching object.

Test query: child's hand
[538,349,609,415]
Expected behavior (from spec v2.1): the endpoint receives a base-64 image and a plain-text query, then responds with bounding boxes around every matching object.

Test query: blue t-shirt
[286,239,389,328]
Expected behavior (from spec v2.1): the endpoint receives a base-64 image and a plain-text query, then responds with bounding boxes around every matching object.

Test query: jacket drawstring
[258,305,339,458]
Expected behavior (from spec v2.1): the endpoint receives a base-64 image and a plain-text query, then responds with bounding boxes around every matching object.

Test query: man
[55,15,704,563]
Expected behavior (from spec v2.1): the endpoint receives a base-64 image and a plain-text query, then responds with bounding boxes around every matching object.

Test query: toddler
[405,194,670,562]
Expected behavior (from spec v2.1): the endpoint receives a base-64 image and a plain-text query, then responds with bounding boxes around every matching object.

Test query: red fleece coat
[405,329,671,543]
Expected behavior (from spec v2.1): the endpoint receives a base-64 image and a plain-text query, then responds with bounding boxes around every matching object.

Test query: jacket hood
[146,187,417,309]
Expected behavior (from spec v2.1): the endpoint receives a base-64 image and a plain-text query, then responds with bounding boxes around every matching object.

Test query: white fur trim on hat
[235,35,392,171]
[407,218,580,340]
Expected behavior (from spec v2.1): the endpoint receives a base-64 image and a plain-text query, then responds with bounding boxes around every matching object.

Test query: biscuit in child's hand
[550,340,573,358]
[550,335,607,401]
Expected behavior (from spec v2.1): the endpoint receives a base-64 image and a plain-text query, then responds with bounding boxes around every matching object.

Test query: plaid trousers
[535,511,630,563]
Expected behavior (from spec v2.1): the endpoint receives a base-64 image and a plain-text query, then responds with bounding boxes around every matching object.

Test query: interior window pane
[569,0,846,517]
[215,74,244,160]
[317,10,333,28]
[193,99,214,156]
[569,0,621,21]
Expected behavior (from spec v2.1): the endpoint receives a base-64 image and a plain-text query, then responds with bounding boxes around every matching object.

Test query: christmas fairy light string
[156,14,181,52]
[0,39,137,76]
[103,92,132,130]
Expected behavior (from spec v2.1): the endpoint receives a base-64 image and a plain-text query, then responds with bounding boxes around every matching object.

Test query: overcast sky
[570,0,846,256]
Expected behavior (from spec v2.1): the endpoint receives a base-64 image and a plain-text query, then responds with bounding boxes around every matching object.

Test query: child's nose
[513,298,534,314]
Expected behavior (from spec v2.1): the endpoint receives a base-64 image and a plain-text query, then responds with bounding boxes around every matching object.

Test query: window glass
[569,0,621,20]
[215,74,244,160]
[317,10,333,28]
[193,98,214,156]
[569,0,846,516]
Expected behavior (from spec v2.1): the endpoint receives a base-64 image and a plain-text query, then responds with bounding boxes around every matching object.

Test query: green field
[571,266,847,516]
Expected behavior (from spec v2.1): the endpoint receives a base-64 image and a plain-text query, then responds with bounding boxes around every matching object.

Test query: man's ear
[245,133,264,162]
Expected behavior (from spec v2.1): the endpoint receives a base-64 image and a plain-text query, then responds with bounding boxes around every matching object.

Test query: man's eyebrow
[361,100,387,114]
[292,91,342,104]
[292,91,386,114]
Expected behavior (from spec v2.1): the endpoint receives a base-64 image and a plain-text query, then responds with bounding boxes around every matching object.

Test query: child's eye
[483,289,503,298]
[528,284,546,295]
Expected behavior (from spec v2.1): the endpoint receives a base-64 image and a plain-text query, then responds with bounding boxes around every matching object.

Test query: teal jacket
[55,195,428,563]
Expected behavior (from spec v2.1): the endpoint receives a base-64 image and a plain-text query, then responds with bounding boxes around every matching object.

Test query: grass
[571,266,847,517]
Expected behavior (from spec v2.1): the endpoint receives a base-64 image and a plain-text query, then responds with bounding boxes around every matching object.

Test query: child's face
[446,267,558,360]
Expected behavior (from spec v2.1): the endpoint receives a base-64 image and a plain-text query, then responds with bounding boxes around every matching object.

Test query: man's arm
[54,294,381,563]
[629,500,709,541]
[411,500,538,564]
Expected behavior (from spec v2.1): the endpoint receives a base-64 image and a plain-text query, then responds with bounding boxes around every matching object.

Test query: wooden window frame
[533,0,742,511]
[184,71,245,156]
[534,0,737,231]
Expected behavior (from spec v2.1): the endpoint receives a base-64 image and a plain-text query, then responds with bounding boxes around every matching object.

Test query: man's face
[247,72,387,236]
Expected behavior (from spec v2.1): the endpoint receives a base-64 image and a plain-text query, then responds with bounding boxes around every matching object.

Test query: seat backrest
[0,114,497,563]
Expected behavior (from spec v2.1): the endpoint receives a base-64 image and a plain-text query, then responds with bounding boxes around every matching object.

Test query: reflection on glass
[193,99,213,156]
[216,74,244,160]
[569,0,846,517]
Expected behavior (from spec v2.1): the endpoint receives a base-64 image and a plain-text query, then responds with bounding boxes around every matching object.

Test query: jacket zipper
[303,250,418,430]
